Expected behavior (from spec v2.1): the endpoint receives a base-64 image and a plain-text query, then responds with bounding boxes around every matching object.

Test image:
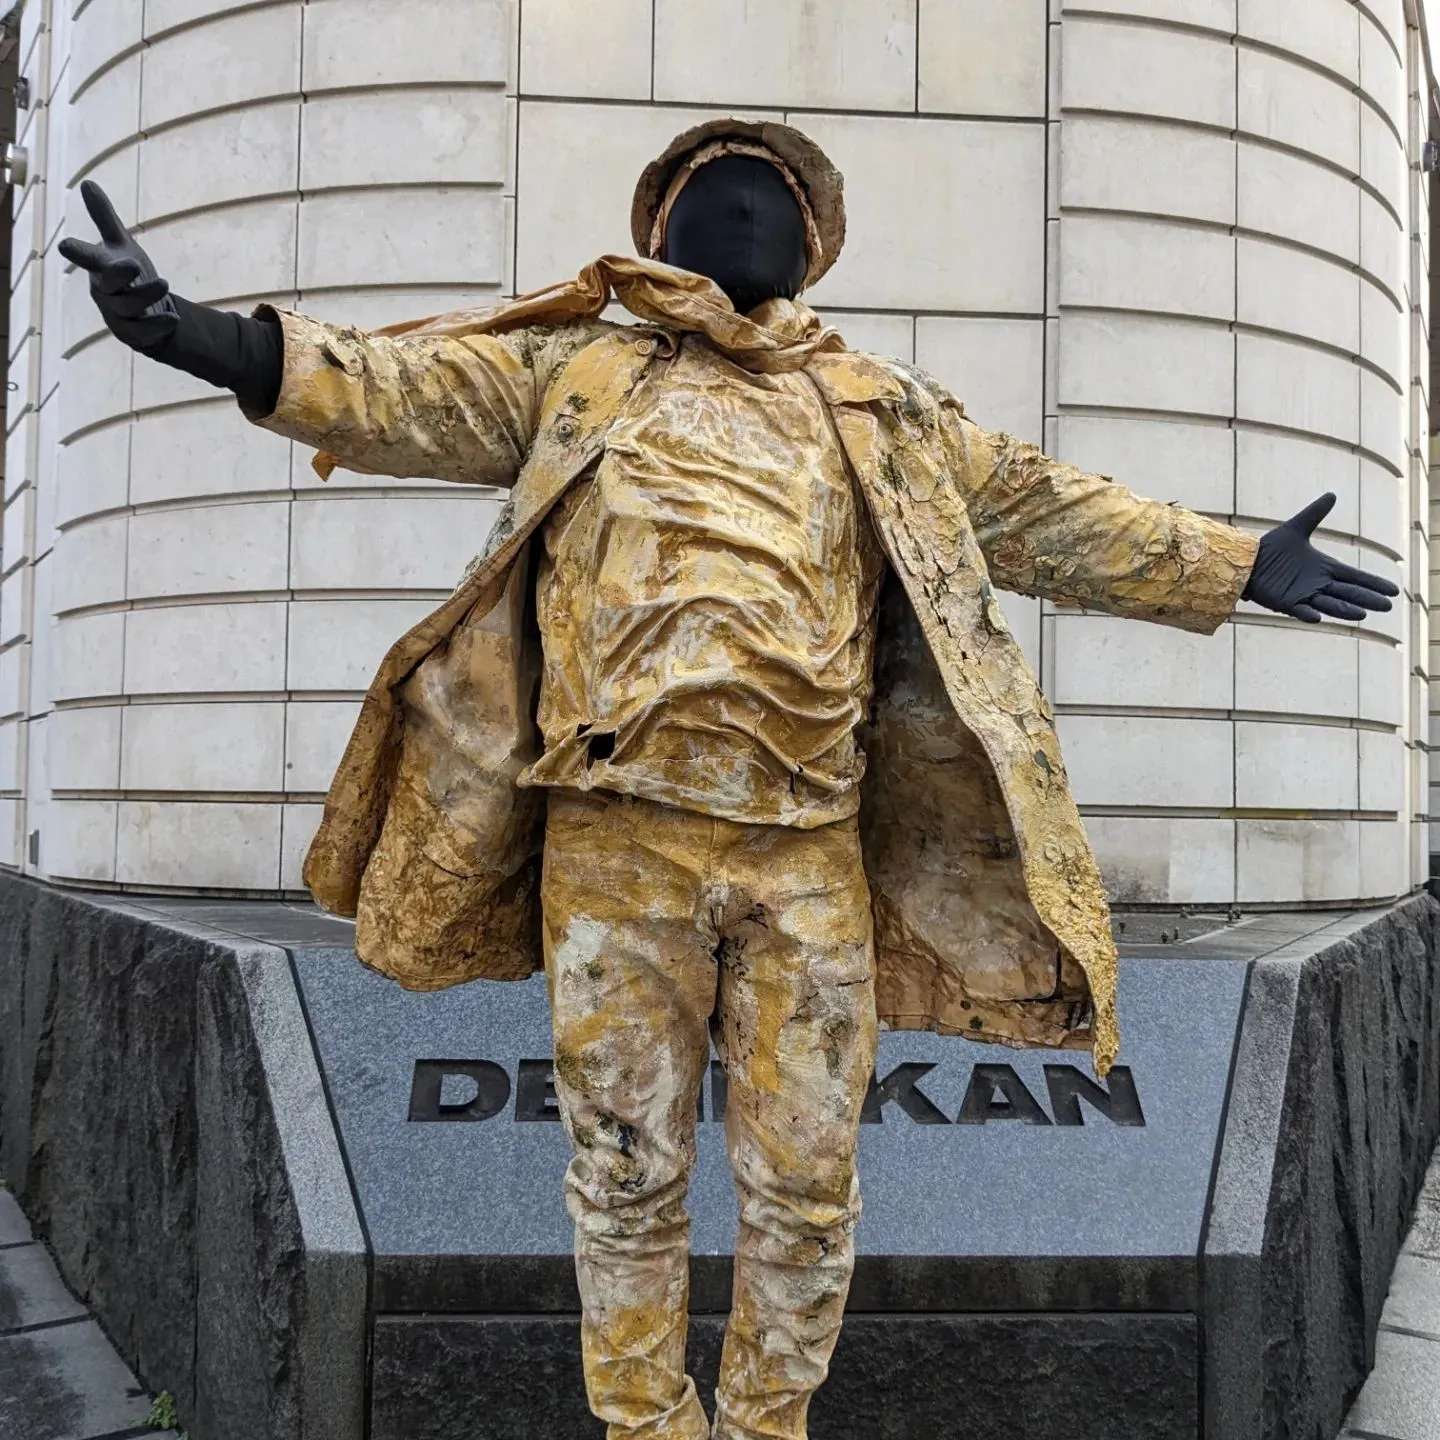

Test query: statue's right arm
[59,181,544,489]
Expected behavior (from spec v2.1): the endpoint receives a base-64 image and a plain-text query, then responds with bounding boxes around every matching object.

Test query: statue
[62,118,1396,1440]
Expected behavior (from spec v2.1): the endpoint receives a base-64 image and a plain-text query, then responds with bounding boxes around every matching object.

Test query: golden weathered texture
[522,334,887,828]
[256,256,1259,1075]
[542,789,876,1440]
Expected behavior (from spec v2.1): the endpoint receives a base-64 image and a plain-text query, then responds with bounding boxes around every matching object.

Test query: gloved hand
[58,180,285,415]
[57,180,179,355]
[1242,494,1399,623]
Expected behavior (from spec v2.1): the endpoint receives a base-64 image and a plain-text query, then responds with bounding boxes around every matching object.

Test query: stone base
[0,876,1436,1440]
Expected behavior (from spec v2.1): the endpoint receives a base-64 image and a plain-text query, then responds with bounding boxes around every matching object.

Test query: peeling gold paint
[258,256,1258,1087]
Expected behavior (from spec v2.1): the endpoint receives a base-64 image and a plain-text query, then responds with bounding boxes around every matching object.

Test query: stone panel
[1059,214,1235,322]
[520,0,652,100]
[798,112,1046,312]
[1057,714,1234,808]
[1061,116,1236,224]
[50,514,126,615]
[286,599,437,692]
[654,0,917,112]
[125,603,289,696]
[1237,48,1360,173]
[1054,414,1235,515]
[1235,721,1359,810]
[1058,314,1234,418]
[130,402,293,505]
[63,53,141,185]
[50,612,125,704]
[1236,236,1359,354]
[136,199,298,307]
[120,702,286,793]
[300,90,508,192]
[1238,0,1360,81]
[918,0,1047,117]
[115,801,282,889]
[47,705,121,790]
[139,5,303,132]
[125,502,290,601]
[1049,615,1234,710]
[1084,816,1236,905]
[1234,624,1359,717]
[70,0,144,98]
[284,701,360,793]
[1235,430,1359,533]
[298,189,504,291]
[913,317,1044,441]
[1061,18,1236,129]
[1237,819,1360,902]
[303,0,509,91]
[137,104,301,224]
[1236,334,1360,445]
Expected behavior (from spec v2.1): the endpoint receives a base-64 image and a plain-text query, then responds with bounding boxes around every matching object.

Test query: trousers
[541,789,879,1440]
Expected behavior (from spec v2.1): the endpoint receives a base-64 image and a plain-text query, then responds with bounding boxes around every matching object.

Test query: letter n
[1045,1065,1145,1127]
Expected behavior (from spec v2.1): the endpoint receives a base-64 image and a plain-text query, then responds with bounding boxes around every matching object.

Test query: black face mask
[660,154,809,315]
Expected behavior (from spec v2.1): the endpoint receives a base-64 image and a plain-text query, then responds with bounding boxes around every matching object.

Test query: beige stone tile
[124,601,289,694]
[300,90,507,192]
[284,700,360,792]
[1234,623,1358,717]
[798,112,1046,312]
[0,644,31,720]
[1358,459,1403,555]
[1237,236,1359,354]
[289,495,500,591]
[298,188,504,291]
[1059,214,1234,322]
[289,287,506,336]
[1236,818,1358,903]
[71,0,144,97]
[1238,48,1359,174]
[1361,191,1405,303]
[58,336,133,445]
[1358,816,1407,898]
[1063,0,1233,28]
[120,700,285,790]
[280,802,323,888]
[1358,636,1403,726]
[1236,334,1360,446]
[50,612,125,703]
[1061,17,1235,128]
[144,0,276,39]
[1049,614,1234,709]
[914,316,1043,441]
[1361,106,1407,222]
[1060,115,1236,225]
[1235,429,1358,533]
[51,514,127,615]
[1084,816,1237,906]
[1055,414,1234,515]
[135,198,298,306]
[140,6,302,132]
[116,799,282,888]
[1235,720,1358,810]
[303,0,508,90]
[125,500,291,600]
[1361,369,1406,477]
[520,0,653,101]
[655,0,916,111]
[46,800,119,883]
[130,402,293,506]
[48,705,122,790]
[63,53,141,185]
[138,103,300,224]
[1239,0,1360,81]
[919,0,1047,117]
[1058,313,1234,418]
[287,598,441,691]
[1057,713,1234,807]
[1360,728,1406,812]
[1360,275,1407,395]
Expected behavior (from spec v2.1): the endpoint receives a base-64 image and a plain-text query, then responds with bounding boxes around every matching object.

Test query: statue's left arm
[943,406,1397,632]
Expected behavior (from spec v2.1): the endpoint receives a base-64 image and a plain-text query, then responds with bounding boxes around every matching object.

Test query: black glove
[1242,493,1399,623]
[58,180,284,416]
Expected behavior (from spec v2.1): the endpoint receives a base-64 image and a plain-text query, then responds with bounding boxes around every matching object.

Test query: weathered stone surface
[370,1313,1198,1440]
[0,1190,31,1243]
[0,1243,88,1331]
[0,875,366,1440]
[1344,1326,1440,1438]
[0,1318,159,1439]
[1204,894,1440,1440]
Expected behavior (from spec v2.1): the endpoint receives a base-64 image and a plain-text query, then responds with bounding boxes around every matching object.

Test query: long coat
[257,282,1256,1077]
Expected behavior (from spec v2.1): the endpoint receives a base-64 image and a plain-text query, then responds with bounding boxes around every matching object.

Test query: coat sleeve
[246,308,596,487]
[941,405,1259,636]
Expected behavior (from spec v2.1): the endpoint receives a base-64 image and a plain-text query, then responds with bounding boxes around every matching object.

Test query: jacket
[253,260,1257,1076]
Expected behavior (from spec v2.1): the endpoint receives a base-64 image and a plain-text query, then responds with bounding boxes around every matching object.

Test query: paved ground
[1343,1142,1440,1440]
[0,1188,180,1440]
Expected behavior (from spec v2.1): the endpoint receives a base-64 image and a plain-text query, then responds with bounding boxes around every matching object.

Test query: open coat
[254,270,1257,1077]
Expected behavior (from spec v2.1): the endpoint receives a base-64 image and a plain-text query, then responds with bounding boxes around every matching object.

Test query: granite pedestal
[0,876,1436,1440]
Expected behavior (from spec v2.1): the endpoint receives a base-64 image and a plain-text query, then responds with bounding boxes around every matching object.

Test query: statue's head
[632,120,847,314]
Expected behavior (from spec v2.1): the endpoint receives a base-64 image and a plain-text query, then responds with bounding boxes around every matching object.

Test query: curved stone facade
[3,0,1434,906]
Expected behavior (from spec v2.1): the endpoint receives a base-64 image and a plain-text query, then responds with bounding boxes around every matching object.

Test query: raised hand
[1242,493,1399,623]
[58,179,178,354]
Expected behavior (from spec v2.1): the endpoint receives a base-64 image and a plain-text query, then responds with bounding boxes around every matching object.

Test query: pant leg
[541,791,719,1440]
[707,816,879,1440]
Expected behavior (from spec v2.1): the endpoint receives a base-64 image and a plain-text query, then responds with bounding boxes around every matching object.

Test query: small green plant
[145,1392,178,1430]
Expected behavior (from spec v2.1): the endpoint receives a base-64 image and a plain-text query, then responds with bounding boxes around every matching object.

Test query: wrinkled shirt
[519,335,885,827]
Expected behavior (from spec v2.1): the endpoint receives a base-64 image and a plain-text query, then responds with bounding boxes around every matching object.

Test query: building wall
[3,0,1434,906]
